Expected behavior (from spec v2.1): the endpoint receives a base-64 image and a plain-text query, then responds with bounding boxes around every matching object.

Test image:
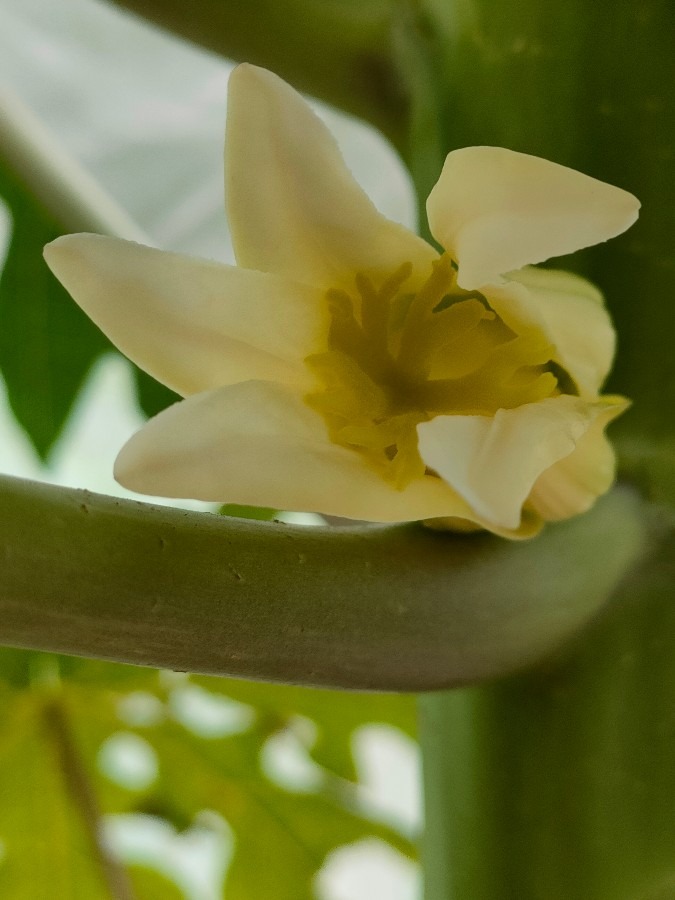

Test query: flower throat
[305,255,561,488]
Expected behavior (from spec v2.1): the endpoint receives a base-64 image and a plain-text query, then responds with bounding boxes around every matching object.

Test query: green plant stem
[419,523,675,899]
[0,474,647,691]
[42,692,136,900]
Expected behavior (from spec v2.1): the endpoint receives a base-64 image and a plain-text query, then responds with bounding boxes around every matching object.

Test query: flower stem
[0,474,646,692]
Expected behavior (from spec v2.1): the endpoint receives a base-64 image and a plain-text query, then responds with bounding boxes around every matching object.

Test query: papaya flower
[44,65,639,539]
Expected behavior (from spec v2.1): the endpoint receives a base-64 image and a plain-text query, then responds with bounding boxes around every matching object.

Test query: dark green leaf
[0,91,171,455]
[134,367,180,421]
[0,167,108,457]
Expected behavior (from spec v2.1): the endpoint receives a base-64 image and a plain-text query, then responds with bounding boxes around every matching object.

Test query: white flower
[44,65,639,539]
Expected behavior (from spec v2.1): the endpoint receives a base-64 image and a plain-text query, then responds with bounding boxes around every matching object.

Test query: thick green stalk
[420,524,674,899]
[413,0,675,896]
[0,475,647,692]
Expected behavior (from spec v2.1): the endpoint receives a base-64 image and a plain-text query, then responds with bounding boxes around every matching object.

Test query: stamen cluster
[307,256,562,488]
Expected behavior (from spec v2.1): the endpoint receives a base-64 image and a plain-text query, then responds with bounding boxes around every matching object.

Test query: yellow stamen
[306,255,570,488]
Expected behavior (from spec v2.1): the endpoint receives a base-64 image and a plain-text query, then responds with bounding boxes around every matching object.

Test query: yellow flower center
[306,255,562,488]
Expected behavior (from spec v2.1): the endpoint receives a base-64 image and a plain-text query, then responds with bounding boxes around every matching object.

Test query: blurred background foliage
[0,648,417,897]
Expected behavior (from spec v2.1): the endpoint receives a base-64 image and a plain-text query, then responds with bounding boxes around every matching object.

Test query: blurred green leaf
[0,648,37,687]
[194,675,416,781]
[218,504,280,522]
[138,715,415,899]
[0,647,159,689]
[0,689,111,898]
[0,654,417,897]
[128,866,185,900]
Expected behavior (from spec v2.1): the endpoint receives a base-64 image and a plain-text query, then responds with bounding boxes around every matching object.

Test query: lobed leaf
[0,654,418,897]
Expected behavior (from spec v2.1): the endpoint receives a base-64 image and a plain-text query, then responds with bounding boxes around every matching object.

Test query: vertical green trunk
[414,1,675,896]
[420,527,674,899]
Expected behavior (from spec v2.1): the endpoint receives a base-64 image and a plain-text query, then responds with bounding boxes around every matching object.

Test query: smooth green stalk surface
[420,522,674,899]
[0,475,647,692]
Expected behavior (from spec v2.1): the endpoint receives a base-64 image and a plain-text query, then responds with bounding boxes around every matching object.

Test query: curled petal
[426,146,640,290]
[226,64,437,290]
[528,397,628,520]
[417,396,617,531]
[114,379,526,529]
[44,234,325,396]
[486,266,616,396]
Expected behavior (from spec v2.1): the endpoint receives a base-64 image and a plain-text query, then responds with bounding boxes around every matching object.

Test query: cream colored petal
[114,379,498,525]
[226,65,437,291]
[485,266,616,396]
[426,147,640,290]
[528,397,628,521]
[44,234,325,396]
[417,396,613,531]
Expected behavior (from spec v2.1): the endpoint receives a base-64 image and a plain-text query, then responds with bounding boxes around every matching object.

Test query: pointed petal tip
[44,232,143,272]
[112,446,131,489]
[113,441,140,493]
[43,233,101,285]
[228,63,282,98]
[114,429,164,497]
[600,394,632,422]
[590,181,641,240]
[43,232,88,265]
[226,59,435,288]
[427,146,641,290]
[228,62,258,88]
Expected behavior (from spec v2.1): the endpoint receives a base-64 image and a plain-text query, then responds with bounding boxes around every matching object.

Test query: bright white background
[0,0,422,896]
